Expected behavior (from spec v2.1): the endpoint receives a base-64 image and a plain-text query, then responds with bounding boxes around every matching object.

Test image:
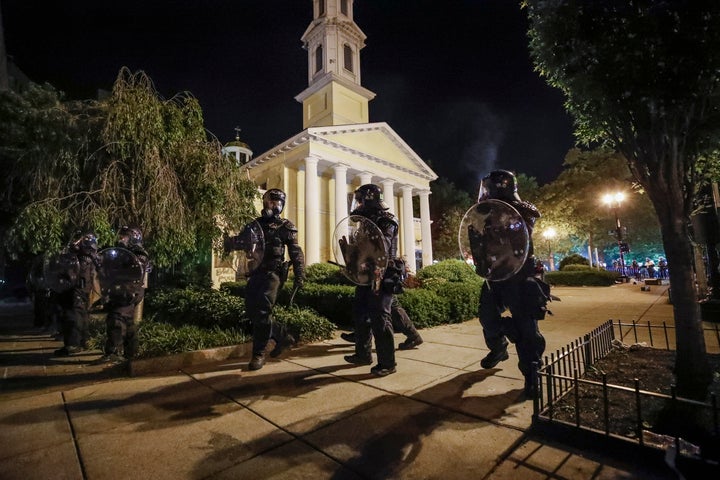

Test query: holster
[279,261,290,285]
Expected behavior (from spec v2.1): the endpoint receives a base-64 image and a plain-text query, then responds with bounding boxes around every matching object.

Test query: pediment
[307,123,437,181]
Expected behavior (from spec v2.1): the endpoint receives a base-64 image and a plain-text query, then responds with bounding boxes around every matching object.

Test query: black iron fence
[532,319,720,463]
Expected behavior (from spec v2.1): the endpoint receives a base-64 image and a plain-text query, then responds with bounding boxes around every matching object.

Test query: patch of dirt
[549,345,720,458]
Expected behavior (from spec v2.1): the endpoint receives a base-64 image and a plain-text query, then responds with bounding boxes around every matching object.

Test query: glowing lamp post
[542,227,557,271]
[602,192,627,278]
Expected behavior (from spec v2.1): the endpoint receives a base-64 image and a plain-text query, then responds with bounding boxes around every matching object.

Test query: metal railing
[532,319,720,463]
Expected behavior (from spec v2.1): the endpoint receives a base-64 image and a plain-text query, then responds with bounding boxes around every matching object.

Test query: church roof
[244,122,438,185]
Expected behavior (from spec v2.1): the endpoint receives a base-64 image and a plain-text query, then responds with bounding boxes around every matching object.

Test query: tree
[428,177,474,260]
[535,147,662,264]
[524,0,720,396]
[1,68,257,277]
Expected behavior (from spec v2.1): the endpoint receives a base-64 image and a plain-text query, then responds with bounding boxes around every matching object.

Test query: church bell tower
[295,0,376,129]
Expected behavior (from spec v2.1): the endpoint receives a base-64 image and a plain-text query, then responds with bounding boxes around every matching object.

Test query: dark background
[2,0,575,193]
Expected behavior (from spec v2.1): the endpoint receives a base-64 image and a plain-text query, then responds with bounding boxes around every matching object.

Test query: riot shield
[458,199,530,281]
[332,215,389,286]
[98,247,145,305]
[43,252,80,293]
[223,220,265,277]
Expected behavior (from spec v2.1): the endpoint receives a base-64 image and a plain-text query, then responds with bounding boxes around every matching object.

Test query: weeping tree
[0,83,106,258]
[97,68,257,268]
[524,0,720,397]
[2,68,257,278]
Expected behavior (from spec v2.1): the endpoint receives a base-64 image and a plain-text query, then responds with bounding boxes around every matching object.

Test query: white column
[333,164,348,224]
[401,185,416,273]
[359,171,373,185]
[381,179,395,216]
[418,189,433,268]
[304,156,320,265]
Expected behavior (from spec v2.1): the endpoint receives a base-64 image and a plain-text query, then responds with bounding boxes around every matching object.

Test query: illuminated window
[343,44,353,72]
[315,45,323,73]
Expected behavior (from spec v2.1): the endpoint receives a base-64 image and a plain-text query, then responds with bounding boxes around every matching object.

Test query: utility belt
[257,259,290,284]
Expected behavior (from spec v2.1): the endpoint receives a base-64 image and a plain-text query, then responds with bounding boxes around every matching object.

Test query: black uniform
[343,184,401,376]
[55,235,100,356]
[102,242,150,359]
[245,214,305,359]
[474,171,550,395]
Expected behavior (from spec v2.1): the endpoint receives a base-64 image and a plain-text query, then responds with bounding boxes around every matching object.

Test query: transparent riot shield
[98,247,145,305]
[332,215,389,286]
[43,252,80,293]
[223,220,265,277]
[458,199,530,281]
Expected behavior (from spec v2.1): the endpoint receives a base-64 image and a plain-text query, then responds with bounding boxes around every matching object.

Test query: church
[212,0,437,287]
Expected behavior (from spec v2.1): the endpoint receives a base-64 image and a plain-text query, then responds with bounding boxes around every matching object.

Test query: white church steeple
[295,0,376,129]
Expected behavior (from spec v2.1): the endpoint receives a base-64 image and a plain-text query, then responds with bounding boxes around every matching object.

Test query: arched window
[318,0,325,17]
[315,45,323,73]
[341,0,348,16]
[343,44,353,72]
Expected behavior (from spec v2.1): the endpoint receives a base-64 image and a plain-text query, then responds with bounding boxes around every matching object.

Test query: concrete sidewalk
[0,283,683,479]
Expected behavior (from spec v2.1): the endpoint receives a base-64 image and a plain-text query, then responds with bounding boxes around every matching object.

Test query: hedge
[220,258,484,328]
[545,269,619,286]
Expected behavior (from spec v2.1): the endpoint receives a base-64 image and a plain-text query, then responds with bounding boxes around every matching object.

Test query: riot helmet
[351,184,388,212]
[478,170,522,202]
[79,232,98,254]
[262,189,286,218]
[118,225,143,247]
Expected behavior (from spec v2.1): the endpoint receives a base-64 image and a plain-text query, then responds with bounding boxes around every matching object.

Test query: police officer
[474,170,549,396]
[240,189,305,371]
[341,184,401,376]
[95,225,150,364]
[54,232,100,356]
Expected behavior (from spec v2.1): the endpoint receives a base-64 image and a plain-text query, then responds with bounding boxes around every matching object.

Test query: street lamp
[602,192,627,279]
[542,227,557,271]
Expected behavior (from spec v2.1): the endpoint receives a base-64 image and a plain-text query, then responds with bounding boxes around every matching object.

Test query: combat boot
[248,354,265,371]
[480,349,509,369]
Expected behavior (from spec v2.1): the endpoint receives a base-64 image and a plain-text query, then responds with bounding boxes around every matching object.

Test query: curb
[128,343,250,376]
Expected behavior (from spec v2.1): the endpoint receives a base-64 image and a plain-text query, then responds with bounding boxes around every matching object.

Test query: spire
[295,0,376,129]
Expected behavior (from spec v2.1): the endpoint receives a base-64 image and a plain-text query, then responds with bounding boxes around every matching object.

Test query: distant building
[211,0,437,287]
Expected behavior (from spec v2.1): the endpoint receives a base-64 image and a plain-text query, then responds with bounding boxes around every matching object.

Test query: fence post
[603,374,610,436]
[583,334,592,368]
[574,368,580,428]
[647,321,654,347]
[635,378,644,446]
[663,321,670,350]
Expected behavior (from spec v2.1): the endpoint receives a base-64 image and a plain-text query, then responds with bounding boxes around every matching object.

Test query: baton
[289,284,300,307]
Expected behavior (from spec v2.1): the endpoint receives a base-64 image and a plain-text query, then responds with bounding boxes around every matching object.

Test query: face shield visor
[262,190,286,217]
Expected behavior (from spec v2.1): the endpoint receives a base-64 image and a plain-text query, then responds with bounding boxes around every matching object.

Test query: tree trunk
[660,219,711,399]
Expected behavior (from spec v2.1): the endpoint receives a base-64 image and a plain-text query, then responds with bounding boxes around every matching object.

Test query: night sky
[2,0,575,193]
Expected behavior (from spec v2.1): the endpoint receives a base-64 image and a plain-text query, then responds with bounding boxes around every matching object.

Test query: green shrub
[559,253,590,270]
[273,305,335,343]
[146,287,245,330]
[545,269,619,286]
[85,316,248,359]
[303,263,352,285]
[416,259,479,284]
[289,283,356,325]
[400,289,452,328]
[562,264,594,272]
[220,281,246,297]
[427,281,481,322]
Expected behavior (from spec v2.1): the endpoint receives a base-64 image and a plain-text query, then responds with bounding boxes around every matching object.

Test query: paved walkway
[0,282,689,479]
